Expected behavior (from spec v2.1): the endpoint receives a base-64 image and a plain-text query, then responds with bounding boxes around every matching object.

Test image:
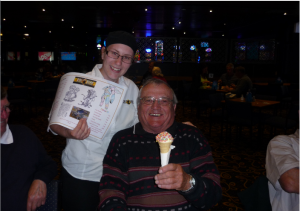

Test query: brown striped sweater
[98,122,222,211]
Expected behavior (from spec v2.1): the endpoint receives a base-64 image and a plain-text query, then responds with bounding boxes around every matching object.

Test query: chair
[264,102,299,137]
[208,93,226,138]
[238,176,272,211]
[225,100,259,142]
[36,180,61,211]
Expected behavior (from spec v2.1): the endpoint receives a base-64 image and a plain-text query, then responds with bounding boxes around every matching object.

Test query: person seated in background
[265,128,299,211]
[199,63,213,89]
[1,87,57,211]
[98,78,222,211]
[152,66,167,83]
[225,66,252,97]
[141,61,156,86]
[218,63,238,87]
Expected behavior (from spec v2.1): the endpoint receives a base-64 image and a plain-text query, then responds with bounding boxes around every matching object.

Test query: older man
[1,87,57,211]
[98,78,222,211]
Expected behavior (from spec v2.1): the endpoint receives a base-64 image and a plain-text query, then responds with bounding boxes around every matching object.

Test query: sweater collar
[133,121,178,138]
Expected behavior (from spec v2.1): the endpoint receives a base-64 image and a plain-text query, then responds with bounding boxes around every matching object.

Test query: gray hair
[137,78,178,106]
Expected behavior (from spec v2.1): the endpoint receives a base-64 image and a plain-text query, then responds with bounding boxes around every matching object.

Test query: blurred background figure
[152,66,167,83]
[219,63,238,87]
[141,61,156,85]
[199,63,213,89]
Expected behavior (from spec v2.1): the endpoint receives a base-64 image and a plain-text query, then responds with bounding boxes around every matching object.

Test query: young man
[98,78,222,211]
[1,87,57,211]
[48,31,140,211]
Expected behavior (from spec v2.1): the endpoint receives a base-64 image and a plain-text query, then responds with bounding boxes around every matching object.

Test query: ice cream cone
[156,131,174,166]
[158,142,172,153]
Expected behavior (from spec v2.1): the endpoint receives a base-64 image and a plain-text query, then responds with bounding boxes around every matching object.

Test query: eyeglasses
[1,105,11,114]
[139,97,173,106]
[105,50,133,64]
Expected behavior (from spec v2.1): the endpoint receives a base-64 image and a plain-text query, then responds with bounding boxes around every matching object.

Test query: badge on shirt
[123,100,133,105]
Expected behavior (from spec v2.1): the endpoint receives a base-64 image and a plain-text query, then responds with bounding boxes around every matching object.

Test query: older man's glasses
[139,97,173,106]
[1,105,11,114]
[105,50,133,64]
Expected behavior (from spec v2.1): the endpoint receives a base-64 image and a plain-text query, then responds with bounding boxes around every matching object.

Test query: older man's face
[138,83,176,134]
[1,97,10,137]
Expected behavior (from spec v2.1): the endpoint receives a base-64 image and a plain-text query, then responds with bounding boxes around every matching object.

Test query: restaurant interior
[1,1,299,211]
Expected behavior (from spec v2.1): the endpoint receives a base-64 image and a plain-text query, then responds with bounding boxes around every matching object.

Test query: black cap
[106,31,137,53]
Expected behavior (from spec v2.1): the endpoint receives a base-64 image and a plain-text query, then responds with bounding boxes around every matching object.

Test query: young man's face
[1,97,10,137]
[138,83,176,134]
[101,44,134,83]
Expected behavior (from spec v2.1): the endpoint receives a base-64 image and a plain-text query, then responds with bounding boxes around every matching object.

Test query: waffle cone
[158,142,172,153]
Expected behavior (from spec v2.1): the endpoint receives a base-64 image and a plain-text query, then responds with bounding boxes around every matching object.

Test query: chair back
[36,180,60,211]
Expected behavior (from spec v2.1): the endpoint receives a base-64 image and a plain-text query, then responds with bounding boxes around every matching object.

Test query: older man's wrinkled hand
[27,179,47,211]
[154,163,191,191]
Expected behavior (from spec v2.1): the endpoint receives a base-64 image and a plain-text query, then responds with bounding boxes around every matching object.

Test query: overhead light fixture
[24,26,27,28]
[145,8,147,11]
[49,31,51,33]
[132,31,134,33]
[210,10,213,13]
[224,23,226,25]
[179,21,181,24]
[71,26,74,28]
[42,9,45,11]
[222,34,224,36]
[172,27,175,29]
[284,13,287,15]
[184,32,186,34]
[0,33,3,36]
[61,19,64,21]
[24,34,29,36]
[3,18,6,21]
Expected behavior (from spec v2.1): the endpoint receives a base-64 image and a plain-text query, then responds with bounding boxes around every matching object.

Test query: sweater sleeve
[29,128,57,184]
[179,129,222,210]
[98,133,128,211]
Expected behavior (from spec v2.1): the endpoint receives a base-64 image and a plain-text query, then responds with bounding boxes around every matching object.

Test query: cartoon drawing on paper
[100,86,121,109]
[79,89,97,108]
[64,85,80,102]
[57,102,71,117]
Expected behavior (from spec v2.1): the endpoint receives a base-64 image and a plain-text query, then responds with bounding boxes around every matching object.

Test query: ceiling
[1,1,299,48]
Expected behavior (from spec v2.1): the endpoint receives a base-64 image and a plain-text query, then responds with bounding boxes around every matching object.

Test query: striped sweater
[98,122,222,211]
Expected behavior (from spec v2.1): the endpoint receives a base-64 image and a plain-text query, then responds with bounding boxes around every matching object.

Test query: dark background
[1,1,299,83]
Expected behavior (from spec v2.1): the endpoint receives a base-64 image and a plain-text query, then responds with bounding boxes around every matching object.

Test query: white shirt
[0,124,13,144]
[266,129,299,211]
[48,64,139,181]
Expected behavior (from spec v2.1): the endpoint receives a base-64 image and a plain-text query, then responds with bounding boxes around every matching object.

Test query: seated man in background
[225,66,252,97]
[265,129,299,211]
[219,63,238,87]
[152,66,167,83]
[98,78,222,211]
[1,87,57,211]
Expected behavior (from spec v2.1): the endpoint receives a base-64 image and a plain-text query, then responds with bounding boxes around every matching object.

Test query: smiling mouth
[110,66,121,72]
[150,114,162,117]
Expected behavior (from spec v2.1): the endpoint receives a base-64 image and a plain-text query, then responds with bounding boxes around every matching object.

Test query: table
[227,98,280,108]
[223,98,280,141]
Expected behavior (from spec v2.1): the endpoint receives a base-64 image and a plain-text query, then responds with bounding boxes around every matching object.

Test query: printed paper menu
[48,72,127,142]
